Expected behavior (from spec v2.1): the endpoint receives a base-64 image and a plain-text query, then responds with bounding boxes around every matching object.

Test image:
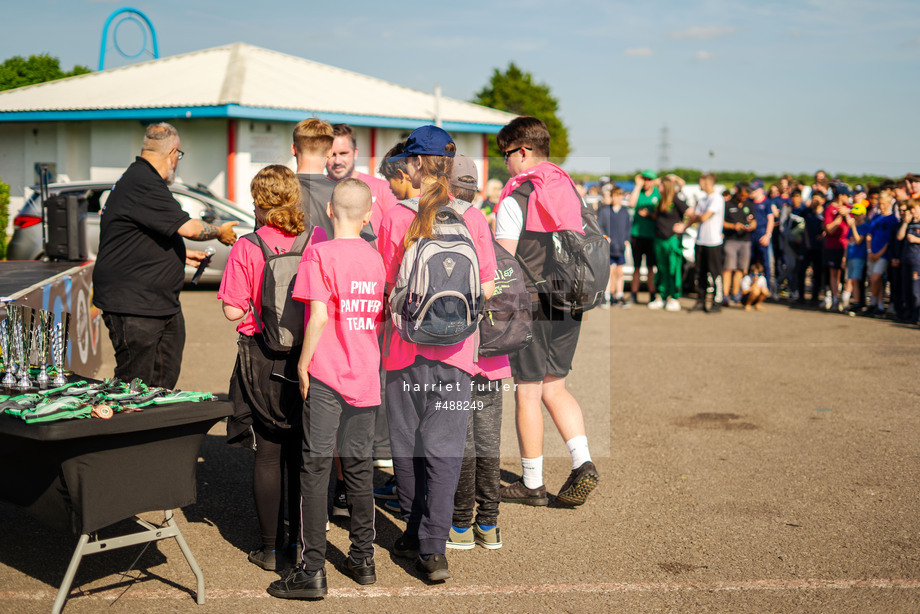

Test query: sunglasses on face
[503,146,532,163]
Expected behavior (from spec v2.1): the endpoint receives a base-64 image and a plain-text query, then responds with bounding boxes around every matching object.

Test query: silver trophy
[0,316,14,387]
[6,304,25,388]
[15,310,31,390]
[51,313,71,387]
[34,310,53,386]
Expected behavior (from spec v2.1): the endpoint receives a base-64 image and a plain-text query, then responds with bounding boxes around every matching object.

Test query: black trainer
[267,566,327,600]
[555,461,600,507]
[500,480,549,506]
[416,553,451,581]
[393,533,420,558]
[332,486,350,518]
[343,555,376,585]
[248,547,286,571]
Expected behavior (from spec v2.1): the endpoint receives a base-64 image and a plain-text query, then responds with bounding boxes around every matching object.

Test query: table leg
[164,510,205,605]
[52,533,89,614]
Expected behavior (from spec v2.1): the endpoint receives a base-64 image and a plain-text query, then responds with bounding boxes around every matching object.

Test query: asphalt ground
[2,286,919,613]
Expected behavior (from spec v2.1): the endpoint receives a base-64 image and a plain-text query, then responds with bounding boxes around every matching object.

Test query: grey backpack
[244,229,312,353]
[389,198,482,346]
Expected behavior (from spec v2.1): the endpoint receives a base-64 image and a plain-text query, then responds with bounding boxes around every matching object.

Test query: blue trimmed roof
[0,43,514,134]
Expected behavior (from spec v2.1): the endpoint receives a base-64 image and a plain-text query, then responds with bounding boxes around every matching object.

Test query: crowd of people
[92,114,916,602]
[590,170,920,322]
[93,117,599,600]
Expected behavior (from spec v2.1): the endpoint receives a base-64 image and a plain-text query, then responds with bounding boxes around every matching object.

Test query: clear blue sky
[3,0,919,177]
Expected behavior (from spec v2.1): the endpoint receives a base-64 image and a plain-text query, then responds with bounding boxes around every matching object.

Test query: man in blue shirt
[748,179,775,293]
[866,190,899,314]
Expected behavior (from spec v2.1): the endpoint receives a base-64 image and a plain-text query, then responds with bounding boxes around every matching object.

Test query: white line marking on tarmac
[3,578,920,601]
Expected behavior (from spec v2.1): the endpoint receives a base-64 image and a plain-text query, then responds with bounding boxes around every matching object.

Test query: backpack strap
[398,198,420,213]
[447,199,473,215]
[242,232,274,260]
[288,226,314,255]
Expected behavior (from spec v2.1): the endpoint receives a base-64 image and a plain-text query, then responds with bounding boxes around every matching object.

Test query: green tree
[0,54,91,92]
[473,63,570,182]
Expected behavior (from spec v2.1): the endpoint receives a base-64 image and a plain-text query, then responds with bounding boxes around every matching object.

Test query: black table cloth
[0,399,231,534]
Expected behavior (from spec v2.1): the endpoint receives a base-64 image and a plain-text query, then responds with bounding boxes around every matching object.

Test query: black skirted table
[0,399,232,613]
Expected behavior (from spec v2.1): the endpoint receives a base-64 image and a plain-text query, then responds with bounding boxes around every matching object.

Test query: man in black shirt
[93,123,238,388]
[721,184,756,304]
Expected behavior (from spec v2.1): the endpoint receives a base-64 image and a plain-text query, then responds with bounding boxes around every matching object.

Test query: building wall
[2,117,495,236]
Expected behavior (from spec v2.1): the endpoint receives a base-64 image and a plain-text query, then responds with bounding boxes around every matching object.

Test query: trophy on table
[13,306,33,390]
[0,316,14,387]
[34,310,53,387]
[51,313,71,387]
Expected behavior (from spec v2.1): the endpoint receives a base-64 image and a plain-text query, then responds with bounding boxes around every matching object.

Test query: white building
[0,43,515,221]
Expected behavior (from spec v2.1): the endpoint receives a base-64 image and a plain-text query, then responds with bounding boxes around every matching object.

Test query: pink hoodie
[497,161,584,234]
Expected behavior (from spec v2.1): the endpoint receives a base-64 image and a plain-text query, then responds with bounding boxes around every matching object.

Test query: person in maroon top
[823,185,853,311]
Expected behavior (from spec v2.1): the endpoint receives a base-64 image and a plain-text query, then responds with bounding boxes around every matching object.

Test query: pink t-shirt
[218,225,327,335]
[356,171,399,235]
[292,238,386,407]
[377,201,497,375]
[823,204,850,250]
[474,354,511,380]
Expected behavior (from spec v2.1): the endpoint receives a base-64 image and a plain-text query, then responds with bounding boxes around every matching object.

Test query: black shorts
[630,236,657,269]
[509,294,582,382]
[823,248,845,269]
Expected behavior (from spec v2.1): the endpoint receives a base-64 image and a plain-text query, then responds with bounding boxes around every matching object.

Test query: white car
[8,181,255,283]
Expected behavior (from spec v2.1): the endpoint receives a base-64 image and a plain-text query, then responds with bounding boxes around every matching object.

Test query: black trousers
[695,245,723,300]
[452,375,503,528]
[797,248,824,301]
[299,377,375,571]
[386,358,470,556]
[373,363,391,459]
[102,310,185,388]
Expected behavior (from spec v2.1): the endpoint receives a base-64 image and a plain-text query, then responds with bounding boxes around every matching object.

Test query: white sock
[521,456,543,489]
[566,435,592,470]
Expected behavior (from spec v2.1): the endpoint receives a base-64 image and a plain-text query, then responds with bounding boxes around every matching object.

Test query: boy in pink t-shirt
[268,179,385,599]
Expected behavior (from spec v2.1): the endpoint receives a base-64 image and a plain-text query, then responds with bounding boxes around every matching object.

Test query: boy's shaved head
[331,177,372,221]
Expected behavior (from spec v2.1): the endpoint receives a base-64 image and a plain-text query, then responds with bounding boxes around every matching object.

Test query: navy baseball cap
[390,125,455,159]
[835,184,852,196]
[749,178,765,192]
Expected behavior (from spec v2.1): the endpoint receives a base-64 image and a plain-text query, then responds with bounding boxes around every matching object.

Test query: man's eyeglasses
[171,148,185,160]
[503,146,532,163]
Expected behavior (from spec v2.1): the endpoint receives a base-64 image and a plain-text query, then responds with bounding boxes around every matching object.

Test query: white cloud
[669,26,739,40]
[694,50,716,61]
[625,47,653,57]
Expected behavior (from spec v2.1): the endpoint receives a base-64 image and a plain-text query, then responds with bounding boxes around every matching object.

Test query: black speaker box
[44,194,88,261]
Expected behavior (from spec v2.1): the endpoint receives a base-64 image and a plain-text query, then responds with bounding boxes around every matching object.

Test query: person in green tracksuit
[648,175,689,312]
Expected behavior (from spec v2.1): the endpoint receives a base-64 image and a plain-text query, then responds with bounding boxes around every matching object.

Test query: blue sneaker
[373,478,398,501]
[382,499,401,514]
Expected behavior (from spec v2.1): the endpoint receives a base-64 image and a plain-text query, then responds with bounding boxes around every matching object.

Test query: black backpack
[389,199,482,346]
[537,202,610,315]
[478,239,533,357]
[244,229,313,353]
